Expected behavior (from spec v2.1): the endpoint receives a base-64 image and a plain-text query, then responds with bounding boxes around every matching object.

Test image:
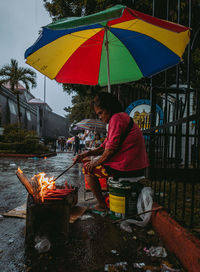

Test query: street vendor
[73,92,149,212]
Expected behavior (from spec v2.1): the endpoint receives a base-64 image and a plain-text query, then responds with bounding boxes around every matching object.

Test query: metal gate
[139,0,200,229]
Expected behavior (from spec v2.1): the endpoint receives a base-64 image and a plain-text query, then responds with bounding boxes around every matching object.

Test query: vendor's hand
[73,154,84,163]
[73,152,89,163]
[84,161,96,173]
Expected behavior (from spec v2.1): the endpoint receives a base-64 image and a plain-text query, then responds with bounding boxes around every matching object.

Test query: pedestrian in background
[61,138,66,151]
[73,133,80,156]
[57,138,61,150]
[79,132,86,152]
[67,140,72,152]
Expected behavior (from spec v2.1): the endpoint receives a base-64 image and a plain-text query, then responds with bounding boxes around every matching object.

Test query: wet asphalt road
[0,152,185,272]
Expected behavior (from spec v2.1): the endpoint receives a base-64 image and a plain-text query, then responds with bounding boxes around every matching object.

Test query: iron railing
[141,87,200,229]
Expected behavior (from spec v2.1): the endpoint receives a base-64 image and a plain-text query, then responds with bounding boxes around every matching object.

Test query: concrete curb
[151,203,200,272]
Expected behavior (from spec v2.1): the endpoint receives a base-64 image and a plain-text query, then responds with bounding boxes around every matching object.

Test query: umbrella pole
[105,27,111,93]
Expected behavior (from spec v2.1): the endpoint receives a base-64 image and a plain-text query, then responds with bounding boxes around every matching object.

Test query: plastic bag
[147,246,167,257]
[120,221,133,233]
[34,236,51,253]
[161,264,180,272]
[121,187,153,227]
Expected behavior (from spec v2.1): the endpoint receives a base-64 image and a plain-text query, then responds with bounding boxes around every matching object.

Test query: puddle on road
[0,153,82,183]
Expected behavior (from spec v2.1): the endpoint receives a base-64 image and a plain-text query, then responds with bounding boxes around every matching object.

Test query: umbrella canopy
[75,119,106,131]
[25,5,190,91]
[72,126,85,131]
[67,137,75,143]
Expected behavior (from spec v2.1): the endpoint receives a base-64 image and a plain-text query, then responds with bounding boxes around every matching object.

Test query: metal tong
[53,161,76,182]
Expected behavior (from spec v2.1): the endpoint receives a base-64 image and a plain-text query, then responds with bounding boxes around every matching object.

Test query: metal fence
[141,87,200,229]
[120,0,199,229]
[125,0,200,230]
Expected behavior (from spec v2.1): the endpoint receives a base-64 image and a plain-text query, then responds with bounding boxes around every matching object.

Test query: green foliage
[2,123,38,143]
[63,84,103,121]
[42,0,151,19]
[43,0,83,19]
[3,123,19,136]
[64,93,97,122]
[0,142,49,154]
[0,123,49,154]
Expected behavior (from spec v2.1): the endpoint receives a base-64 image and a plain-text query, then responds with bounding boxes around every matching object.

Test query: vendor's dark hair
[92,92,123,114]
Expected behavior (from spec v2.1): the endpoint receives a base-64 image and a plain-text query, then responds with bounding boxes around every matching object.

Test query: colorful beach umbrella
[75,119,106,131]
[25,5,190,92]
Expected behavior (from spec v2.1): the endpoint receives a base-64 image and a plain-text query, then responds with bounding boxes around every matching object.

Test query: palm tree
[0,59,37,128]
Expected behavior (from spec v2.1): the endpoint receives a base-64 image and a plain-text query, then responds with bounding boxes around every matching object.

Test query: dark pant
[104,166,145,179]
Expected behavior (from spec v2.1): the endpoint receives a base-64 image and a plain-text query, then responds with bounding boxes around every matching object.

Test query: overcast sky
[0,0,73,117]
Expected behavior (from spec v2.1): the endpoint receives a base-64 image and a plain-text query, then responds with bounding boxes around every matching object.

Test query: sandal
[87,205,109,216]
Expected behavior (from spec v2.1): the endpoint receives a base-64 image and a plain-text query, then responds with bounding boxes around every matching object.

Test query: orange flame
[33,172,55,202]
[18,168,23,174]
